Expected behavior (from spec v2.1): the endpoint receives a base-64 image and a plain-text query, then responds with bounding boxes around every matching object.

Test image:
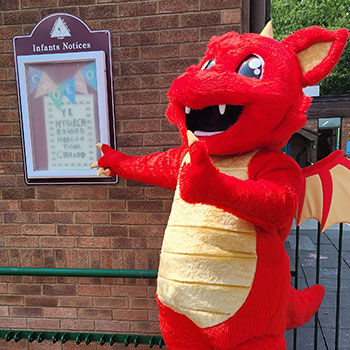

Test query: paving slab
[342,251,350,266]
[319,291,350,308]
[286,326,328,350]
[311,277,350,292]
[286,234,316,251]
[317,307,350,329]
[324,230,350,252]
[322,328,350,350]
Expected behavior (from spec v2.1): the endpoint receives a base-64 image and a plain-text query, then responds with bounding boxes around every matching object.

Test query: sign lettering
[44,95,97,170]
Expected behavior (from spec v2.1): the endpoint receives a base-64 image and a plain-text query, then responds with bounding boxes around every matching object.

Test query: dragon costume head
[166,25,348,155]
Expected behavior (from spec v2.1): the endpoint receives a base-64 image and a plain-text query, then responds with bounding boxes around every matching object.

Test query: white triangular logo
[50,17,71,39]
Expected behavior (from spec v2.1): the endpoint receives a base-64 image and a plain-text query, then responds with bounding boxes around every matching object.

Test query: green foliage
[271,0,350,95]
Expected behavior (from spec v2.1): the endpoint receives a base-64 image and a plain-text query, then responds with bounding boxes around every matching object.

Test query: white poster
[44,94,97,171]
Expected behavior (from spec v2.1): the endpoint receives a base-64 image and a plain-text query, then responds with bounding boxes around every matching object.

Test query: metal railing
[0,268,163,348]
[0,267,158,279]
[290,224,345,350]
[0,330,164,347]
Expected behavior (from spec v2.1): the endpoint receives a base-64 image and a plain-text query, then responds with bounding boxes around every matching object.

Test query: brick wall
[0,1,244,349]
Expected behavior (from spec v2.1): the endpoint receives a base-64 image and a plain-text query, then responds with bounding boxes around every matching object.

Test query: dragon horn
[260,20,274,39]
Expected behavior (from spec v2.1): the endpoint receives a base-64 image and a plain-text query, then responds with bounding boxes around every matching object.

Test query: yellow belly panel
[161,225,256,257]
[157,151,258,328]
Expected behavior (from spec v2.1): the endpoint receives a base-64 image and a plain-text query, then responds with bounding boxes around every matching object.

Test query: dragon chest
[157,151,257,328]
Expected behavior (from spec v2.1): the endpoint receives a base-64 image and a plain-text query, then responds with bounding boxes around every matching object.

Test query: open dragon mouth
[185,104,243,137]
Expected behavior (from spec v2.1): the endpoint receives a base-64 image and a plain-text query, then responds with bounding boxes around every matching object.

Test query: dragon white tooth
[219,104,226,115]
[185,106,191,114]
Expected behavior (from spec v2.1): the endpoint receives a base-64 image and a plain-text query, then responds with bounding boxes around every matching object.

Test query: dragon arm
[97,144,187,190]
[179,143,303,229]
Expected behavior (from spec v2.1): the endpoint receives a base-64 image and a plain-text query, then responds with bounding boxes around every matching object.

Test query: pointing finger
[90,161,99,169]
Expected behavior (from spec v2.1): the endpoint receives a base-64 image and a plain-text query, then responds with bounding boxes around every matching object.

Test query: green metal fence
[0,267,158,279]
[0,330,164,347]
[0,268,164,348]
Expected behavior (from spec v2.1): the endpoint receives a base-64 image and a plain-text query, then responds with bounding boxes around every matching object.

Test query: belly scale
[157,152,257,328]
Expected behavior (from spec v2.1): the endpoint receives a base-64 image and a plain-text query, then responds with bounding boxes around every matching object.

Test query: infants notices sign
[44,95,96,170]
[13,13,116,185]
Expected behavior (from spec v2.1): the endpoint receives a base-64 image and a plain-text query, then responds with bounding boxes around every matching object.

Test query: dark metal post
[293,225,300,350]
[314,223,321,349]
[335,223,344,350]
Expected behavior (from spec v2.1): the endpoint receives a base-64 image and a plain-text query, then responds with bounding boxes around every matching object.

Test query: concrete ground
[285,219,350,350]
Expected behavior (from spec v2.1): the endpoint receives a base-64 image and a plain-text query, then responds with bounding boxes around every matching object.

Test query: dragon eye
[201,59,216,70]
[237,55,264,79]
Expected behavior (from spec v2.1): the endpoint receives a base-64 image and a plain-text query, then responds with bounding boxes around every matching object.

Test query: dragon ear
[281,27,348,87]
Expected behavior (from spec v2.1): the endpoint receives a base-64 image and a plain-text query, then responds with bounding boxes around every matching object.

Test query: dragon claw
[187,130,199,147]
[90,161,99,169]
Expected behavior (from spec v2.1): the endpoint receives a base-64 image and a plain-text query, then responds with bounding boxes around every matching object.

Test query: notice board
[13,13,117,185]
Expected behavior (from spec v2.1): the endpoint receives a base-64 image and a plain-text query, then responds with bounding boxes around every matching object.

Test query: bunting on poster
[82,62,97,90]
[60,77,76,104]
[27,63,97,109]
[74,69,89,94]
[34,72,56,98]
[27,66,42,94]
[49,84,65,110]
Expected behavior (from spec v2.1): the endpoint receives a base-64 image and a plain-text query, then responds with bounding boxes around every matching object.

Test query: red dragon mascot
[93,23,348,349]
